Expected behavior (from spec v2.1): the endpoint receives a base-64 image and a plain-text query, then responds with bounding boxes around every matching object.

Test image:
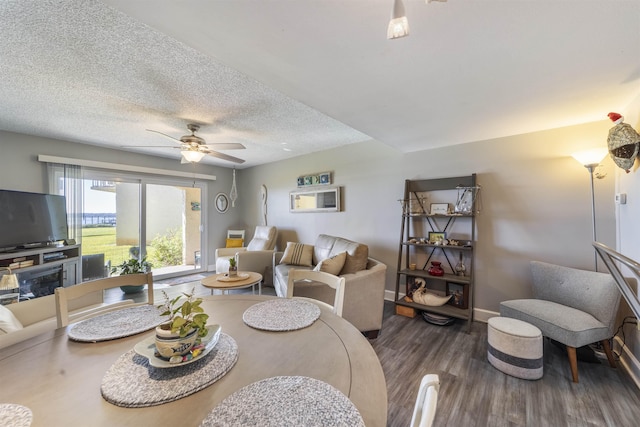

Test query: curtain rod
[38,155,217,181]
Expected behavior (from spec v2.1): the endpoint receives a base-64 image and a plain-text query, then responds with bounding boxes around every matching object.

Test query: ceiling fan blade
[121,145,180,149]
[204,150,245,164]
[146,129,182,144]
[201,143,246,151]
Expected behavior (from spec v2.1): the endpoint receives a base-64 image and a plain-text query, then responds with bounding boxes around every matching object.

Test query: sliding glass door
[145,183,202,277]
[77,172,206,281]
[81,179,140,280]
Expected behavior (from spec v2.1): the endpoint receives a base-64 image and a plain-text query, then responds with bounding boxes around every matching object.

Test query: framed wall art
[428,231,446,244]
[446,282,469,309]
[297,172,332,187]
[430,203,449,215]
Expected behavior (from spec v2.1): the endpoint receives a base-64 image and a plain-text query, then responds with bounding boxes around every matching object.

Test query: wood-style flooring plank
[371,302,640,427]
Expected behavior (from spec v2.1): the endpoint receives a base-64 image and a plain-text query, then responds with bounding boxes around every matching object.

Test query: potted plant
[228,256,238,277]
[155,288,209,359]
[110,256,152,293]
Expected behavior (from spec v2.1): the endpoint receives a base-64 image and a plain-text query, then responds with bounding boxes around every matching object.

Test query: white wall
[615,94,640,385]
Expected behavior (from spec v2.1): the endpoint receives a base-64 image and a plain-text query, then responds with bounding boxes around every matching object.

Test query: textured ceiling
[1,1,639,169]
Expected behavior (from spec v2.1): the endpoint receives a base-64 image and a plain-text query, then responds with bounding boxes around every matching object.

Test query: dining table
[0,294,388,426]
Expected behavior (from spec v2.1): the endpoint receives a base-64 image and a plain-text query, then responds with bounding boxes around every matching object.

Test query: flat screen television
[0,189,69,251]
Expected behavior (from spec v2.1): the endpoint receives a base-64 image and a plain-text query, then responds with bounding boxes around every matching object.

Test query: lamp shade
[181,150,206,163]
[387,0,409,39]
[571,148,608,166]
[0,273,18,290]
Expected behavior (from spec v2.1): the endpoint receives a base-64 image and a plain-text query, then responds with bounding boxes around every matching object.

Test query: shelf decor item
[0,267,20,305]
[427,261,444,276]
[455,252,466,276]
[454,184,481,214]
[428,232,446,244]
[412,279,451,306]
[446,282,469,309]
[430,203,449,215]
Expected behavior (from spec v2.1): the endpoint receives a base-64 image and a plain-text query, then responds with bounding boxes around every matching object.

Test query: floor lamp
[571,148,608,271]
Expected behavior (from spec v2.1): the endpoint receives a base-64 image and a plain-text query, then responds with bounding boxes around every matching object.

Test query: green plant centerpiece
[155,288,209,360]
[110,256,152,293]
[228,256,237,277]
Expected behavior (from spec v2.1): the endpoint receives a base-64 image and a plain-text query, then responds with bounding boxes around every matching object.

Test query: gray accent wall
[239,120,618,314]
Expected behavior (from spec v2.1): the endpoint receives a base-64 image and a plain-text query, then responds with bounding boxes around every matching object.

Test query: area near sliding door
[52,168,207,282]
[145,182,202,277]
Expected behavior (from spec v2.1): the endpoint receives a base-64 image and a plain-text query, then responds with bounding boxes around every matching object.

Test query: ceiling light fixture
[387,0,409,40]
[181,150,206,163]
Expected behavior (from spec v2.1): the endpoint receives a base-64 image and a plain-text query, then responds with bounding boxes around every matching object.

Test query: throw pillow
[313,251,347,275]
[226,238,244,248]
[280,242,314,267]
[0,304,23,334]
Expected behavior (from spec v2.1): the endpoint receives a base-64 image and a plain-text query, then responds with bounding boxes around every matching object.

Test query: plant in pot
[228,256,238,277]
[110,256,152,293]
[155,288,209,360]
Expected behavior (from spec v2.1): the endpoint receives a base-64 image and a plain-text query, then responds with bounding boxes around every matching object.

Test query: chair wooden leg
[601,339,617,368]
[566,346,579,383]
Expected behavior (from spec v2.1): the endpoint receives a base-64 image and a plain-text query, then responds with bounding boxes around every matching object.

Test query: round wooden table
[0,294,388,426]
[201,271,262,295]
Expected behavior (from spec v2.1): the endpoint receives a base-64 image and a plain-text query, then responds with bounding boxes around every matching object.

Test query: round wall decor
[215,192,229,213]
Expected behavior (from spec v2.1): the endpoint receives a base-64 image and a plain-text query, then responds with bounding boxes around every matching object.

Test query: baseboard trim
[613,335,640,391]
[384,290,498,323]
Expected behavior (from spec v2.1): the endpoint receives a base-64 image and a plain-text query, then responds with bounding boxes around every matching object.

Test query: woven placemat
[200,376,364,427]
[0,403,33,427]
[68,305,164,342]
[242,299,321,331]
[101,333,238,407]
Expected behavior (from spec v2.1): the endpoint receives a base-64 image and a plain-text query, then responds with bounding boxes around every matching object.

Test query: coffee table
[201,271,263,295]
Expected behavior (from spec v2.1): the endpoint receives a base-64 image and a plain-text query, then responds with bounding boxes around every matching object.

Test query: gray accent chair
[500,261,620,382]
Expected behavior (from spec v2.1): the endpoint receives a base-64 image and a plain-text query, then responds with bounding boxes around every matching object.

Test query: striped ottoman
[487,317,543,380]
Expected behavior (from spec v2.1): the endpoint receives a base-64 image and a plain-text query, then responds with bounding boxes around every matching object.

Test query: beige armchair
[215,226,277,286]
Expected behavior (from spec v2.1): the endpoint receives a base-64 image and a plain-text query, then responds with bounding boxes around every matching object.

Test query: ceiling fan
[141,123,246,164]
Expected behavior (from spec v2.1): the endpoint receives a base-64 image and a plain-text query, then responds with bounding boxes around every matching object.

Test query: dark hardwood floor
[371,302,640,427]
[108,275,640,427]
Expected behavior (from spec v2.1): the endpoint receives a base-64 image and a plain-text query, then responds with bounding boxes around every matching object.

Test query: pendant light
[387,0,409,40]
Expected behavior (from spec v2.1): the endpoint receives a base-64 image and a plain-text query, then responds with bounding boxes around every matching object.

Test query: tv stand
[0,244,81,301]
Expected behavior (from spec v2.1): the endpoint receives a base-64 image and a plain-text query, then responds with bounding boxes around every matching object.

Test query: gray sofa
[273,234,387,338]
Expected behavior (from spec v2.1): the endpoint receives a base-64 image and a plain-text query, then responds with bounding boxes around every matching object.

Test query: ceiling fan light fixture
[387,0,409,40]
[181,150,206,163]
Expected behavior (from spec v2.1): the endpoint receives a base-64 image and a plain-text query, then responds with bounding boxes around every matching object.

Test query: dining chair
[286,269,345,317]
[55,272,154,328]
[226,229,245,248]
[410,374,440,427]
